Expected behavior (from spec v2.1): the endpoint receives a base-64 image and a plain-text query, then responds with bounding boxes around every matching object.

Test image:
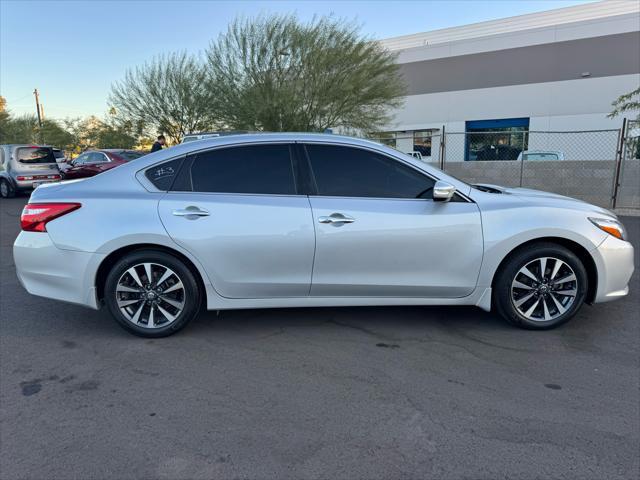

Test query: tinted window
[17,147,56,164]
[117,151,145,161]
[73,153,89,165]
[88,152,108,163]
[145,158,184,191]
[305,144,433,198]
[189,144,296,195]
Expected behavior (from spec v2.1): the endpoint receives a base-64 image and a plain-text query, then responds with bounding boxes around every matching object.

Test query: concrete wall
[440,160,639,209]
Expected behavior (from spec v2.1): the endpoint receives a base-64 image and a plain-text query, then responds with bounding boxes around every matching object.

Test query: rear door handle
[318,213,355,225]
[172,206,210,218]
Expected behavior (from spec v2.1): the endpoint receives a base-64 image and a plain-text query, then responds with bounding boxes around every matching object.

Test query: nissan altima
[13,134,634,337]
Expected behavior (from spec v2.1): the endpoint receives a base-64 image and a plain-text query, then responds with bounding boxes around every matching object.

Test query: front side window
[73,153,89,165]
[88,152,108,163]
[305,144,434,199]
[188,144,296,195]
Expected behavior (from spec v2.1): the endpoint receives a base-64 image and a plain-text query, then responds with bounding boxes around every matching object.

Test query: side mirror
[433,180,456,202]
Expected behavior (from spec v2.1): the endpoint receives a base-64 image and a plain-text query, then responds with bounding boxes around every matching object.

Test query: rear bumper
[593,236,635,303]
[13,232,104,309]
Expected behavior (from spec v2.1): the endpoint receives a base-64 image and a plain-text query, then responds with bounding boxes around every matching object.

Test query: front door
[158,143,315,299]
[303,143,483,298]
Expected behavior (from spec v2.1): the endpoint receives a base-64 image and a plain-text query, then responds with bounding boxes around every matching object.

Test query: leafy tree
[608,87,640,120]
[109,51,214,144]
[204,14,406,132]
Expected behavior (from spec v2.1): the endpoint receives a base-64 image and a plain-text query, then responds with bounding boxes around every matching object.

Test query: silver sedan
[13,134,634,337]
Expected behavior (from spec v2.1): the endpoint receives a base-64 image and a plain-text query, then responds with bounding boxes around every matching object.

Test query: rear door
[303,143,483,298]
[157,143,315,299]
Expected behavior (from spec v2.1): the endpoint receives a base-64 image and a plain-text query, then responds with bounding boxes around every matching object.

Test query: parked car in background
[406,151,423,160]
[181,131,248,143]
[517,150,565,161]
[0,145,61,198]
[63,149,146,180]
[13,134,634,337]
[181,132,220,143]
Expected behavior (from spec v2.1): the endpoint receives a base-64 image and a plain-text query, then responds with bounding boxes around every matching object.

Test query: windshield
[118,151,146,161]
[17,147,56,164]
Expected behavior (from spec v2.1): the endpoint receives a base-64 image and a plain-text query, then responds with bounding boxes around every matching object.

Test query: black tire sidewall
[104,250,201,337]
[494,243,588,329]
[0,179,15,198]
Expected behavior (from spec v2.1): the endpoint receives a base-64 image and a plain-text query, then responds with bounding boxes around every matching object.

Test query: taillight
[17,174,61,181]
[21,203,81,232]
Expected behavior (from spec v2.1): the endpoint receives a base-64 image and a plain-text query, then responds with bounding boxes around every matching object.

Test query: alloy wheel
[510,256,578,322]
[115,262,186,329]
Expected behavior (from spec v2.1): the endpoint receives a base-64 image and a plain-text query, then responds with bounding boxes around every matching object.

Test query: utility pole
[33,88,43,128]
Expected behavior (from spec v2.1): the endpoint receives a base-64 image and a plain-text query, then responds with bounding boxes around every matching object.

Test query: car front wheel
[493,242,588,329]
[104,250,201,337]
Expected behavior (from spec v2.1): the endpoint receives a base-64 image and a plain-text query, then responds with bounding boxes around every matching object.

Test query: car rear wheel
[493,243,588,329]
[104,250,201,337]
[0,179,15,198]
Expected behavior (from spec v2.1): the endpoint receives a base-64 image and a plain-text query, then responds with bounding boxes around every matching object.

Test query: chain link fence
[367,125,639,210]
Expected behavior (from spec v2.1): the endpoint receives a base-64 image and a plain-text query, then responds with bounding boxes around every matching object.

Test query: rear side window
[305,144,434,198]
[145,158,184,191]
[16,147,56,164]
[188,144,296,195]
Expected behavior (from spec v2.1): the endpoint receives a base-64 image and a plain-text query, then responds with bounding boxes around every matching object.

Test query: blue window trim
[466,117,530,130]
[464,118,530,161]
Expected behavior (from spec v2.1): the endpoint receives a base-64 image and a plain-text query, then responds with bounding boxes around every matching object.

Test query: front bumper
[13,232,104,309]
[593,236,635,303]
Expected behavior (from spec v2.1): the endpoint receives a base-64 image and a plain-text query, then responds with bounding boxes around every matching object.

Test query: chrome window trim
[135,138,472,202]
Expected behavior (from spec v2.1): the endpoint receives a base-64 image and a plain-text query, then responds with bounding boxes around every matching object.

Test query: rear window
[118,151,146,161]
[17,147,56,164]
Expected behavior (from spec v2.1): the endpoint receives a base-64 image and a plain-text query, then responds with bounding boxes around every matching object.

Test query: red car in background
[63,149,146,179]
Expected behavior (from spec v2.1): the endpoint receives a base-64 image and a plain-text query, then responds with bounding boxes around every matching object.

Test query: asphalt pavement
[1,195,638,480]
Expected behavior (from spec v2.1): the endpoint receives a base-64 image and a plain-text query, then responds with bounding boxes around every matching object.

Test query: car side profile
[13,134,634,337]
[63,149,146,180]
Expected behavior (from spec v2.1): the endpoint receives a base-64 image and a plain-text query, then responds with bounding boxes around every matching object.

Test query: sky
[0,0,598,120]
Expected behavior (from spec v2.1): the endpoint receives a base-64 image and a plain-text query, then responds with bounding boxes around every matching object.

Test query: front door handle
[318,213,355,225]
[172,206,210,218]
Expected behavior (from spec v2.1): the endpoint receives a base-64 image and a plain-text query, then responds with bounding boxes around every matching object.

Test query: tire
[493,242,588,330]
[0,179,15,198]
[104,249,201,337]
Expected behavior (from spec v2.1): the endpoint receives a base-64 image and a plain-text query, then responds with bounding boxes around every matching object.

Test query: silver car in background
[0,145,62,198]
[13,134,634,337]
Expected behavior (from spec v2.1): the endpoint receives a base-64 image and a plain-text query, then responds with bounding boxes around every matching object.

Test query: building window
[465,118,529,161]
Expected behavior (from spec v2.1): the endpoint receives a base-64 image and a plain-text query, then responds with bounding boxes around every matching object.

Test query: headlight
[589,217,627,241]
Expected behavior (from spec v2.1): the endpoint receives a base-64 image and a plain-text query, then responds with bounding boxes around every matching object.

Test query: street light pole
[33,88,43,128]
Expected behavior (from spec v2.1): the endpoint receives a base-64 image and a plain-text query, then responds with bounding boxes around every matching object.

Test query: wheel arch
[95,243,207,306]
[491,237,598,304]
